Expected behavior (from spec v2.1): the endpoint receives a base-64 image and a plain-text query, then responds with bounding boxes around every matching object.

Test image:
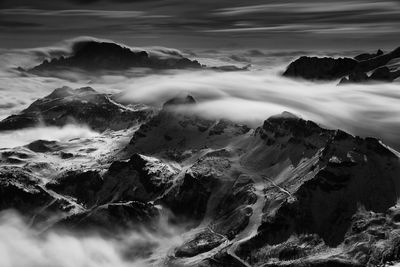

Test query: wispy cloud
[202,25,309,33]
[215,1,400,16]
[0,0,400,49]
[0,9,148,18]
[203,22,400,35]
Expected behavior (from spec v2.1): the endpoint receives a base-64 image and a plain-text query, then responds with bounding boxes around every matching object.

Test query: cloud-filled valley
[1,41,399,150]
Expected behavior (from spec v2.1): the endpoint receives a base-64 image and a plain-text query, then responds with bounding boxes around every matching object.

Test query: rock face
[28,40,202,73]
[354,49,384,61]
[1,93,400,267]
[284,46,400,82]
[340,66,400,84]
[175,229,227,257]
[283,56,358,80]
[0,86,154,131]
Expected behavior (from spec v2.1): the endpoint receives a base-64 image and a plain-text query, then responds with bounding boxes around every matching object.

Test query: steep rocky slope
[0,92,399,266]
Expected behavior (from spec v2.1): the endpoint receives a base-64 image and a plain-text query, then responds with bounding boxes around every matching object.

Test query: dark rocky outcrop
[161,172,217,223]
[0,167,71,223]
[57,201,159,233]
[340,66,400,84]
[0,86,154,132]
[175,229,227,257]
[283,56,358,80]
[339,71,369,84]
[27,140,61,153]
[369,66,400,81]
[354,49,384,61]
[28,40,202,73]
[46,170,104,208]
[284,46,400,82]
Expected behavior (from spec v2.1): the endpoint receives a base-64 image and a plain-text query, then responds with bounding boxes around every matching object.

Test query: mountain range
[1,85,400,266]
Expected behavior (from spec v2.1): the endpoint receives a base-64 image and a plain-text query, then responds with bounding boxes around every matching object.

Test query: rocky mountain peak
[0,86,154,132]
[72,40,149,60]
[260,112,324,140]
[284,46,400,83]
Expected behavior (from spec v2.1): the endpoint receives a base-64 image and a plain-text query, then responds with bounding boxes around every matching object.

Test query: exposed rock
[27,140,61,153]
[340,66,400,84]
[283,56,357,80]
[354,49,384,61]
[234,122,400,266]
[160,172,217,223]
[28,40,202,73]
[0,167,71,223]
[57,201,159,233]
[0,86,154,131]
[46,170,104,208]
[102,153,177,203]
[283,46,400,81]
[339,71,369,84]
[175,229,226,257]
[128,95,250,157]
[369,66,400,82]
[0,168,53,214]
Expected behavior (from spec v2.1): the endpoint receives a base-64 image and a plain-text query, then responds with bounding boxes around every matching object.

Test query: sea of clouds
[0,39,399,150]
[0,37,400,267]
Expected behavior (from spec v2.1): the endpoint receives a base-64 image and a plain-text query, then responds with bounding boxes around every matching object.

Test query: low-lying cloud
[0,124,99,148]
[0,210,183,267]
[1,44,400,151]
[113,68,400,150]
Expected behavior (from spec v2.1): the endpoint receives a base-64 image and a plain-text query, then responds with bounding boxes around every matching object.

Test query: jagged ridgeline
[1,86,400,266]
[283,46,400,84]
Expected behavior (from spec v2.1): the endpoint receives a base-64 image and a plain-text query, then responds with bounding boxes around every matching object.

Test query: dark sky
[1,0,400,50]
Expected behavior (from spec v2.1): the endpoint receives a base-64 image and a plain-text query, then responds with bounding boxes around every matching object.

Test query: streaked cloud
[0,9,148,18]
[0,0,400,49]
[215,1,400,15]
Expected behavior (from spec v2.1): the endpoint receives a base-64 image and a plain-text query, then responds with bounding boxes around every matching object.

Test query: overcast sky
[1,0,400,50]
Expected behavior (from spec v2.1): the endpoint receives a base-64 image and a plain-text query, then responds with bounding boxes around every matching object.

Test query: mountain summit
[28,40,202,73]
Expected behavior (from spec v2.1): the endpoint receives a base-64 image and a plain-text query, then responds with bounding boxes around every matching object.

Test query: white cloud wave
[0,125,99,149]
[0,210,183,267]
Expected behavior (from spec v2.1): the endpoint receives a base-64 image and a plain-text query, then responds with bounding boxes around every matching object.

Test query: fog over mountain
[1,1,400,267]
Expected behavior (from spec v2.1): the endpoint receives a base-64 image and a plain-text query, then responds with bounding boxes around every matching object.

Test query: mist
[0,125,99,148]
[112,68,400,150]
[0,210,184,267]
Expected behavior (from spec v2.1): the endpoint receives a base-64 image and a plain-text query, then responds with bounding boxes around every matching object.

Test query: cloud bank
[0,125,99,148]
[112,67,400,150]
[0,43,400,151]
[0,210,183,267]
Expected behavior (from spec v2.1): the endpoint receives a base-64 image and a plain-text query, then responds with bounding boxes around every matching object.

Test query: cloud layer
[0,41,399,151]
[1,0,400,49]
[0,125,99,148]
[0,210,183,267]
